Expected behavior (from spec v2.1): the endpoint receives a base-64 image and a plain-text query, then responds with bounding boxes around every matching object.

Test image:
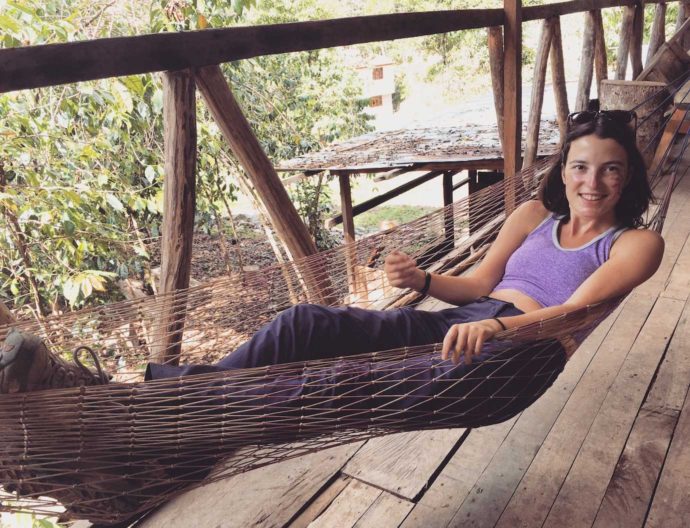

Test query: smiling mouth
[579,193,607,201]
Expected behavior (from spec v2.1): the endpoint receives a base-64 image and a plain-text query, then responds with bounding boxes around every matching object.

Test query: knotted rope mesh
[0,77,689,524]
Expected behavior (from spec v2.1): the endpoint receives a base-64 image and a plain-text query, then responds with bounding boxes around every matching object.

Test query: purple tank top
[493,215,626,307]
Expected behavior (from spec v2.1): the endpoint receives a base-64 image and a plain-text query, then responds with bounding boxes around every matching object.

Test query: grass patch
[355,205,438,232]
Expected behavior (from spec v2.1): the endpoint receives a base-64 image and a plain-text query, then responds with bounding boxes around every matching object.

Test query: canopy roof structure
[277,122,561,174]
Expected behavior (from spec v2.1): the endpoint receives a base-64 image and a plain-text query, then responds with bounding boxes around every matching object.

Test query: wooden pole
[524,17,554,168]
[442,172,455,245]
[630,1,645,78]
[576,11,596,111]
[616,5,635,79]
[154,69,197,365]
[338,173,355,244]
[676,1,690,49]
[503,0,522,215]
[194,65,334,304]
[551,17,569,141]
[488,26,505,151]
[593,10,608,90]
[646,3,666,67]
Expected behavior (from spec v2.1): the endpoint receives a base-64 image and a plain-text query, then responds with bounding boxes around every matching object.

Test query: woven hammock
[0,78,688,525]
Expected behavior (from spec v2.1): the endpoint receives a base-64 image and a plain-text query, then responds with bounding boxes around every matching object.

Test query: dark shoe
[0,328,109,394]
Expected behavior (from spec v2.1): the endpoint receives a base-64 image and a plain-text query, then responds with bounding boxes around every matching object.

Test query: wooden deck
[138,146,690,528]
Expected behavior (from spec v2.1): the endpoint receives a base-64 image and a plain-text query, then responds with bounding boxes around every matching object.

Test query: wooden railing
[0,0,688,363]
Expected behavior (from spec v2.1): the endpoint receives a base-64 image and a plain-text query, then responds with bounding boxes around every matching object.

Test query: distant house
[355,56,396,121]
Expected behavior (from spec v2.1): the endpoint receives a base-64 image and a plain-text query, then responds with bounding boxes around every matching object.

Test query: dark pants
[146,298,566,430]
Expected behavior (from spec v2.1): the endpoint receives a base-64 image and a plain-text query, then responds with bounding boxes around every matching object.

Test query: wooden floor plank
[494,292,656,528]
[353,492,414,527]
[342,429,465,500]
[138,443,362,528]
[541,297,685,528]
[308,479,381,527]
[399,418,517,528]
[593,298,690,528]
[288,476,352,528]
[399,299,624,528]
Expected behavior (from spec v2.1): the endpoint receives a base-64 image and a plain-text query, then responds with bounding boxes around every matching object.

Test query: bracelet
[419,271,432,296]
[493,317,507,331]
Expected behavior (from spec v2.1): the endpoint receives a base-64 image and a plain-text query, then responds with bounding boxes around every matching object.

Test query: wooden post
[194,65,334,304]
[154,69,197,365]
[523,17,554,168]
[630,1,645,79]
[338,173,355,244]
[503,0,522,215]
[616,6,635,80]
[677,1,690,49]
[442,172,454,245]
[551,17,569,142]
[488,26,505,151]
[576,11,596,112]
[593,10,608,91]
[647,3,666,67]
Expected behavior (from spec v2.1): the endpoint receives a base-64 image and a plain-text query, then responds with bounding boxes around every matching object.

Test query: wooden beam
[153,69,197,365]
[0,9,504,93]
[326,170,445,228]
[503,0,522,215]
[576,11,596,111]
[338,173,356,243]
[616,6,635,79]
[523,0,640,21]
[647,2,667,67]
[523,17,554,168]
[551,17,569,141]
[593,10,608,90]
[194,65,333,303]
[488,26,505,151]
[630,1,645,78]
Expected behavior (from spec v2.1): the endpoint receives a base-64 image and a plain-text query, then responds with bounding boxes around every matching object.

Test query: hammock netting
[0,69,689,525]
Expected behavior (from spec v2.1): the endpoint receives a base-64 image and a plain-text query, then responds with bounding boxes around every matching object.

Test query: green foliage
[0,0,370,312]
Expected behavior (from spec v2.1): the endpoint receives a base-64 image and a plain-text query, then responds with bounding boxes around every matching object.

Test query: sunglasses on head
[567,110,637,133]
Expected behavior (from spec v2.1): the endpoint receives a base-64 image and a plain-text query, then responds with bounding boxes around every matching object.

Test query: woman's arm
[441,228,664,364]
[384,200,549,305]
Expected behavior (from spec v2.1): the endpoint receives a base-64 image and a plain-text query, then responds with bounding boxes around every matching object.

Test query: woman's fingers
[443,321,496,365]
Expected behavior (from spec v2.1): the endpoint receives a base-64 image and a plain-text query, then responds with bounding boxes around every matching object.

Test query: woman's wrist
[417,270,432,295]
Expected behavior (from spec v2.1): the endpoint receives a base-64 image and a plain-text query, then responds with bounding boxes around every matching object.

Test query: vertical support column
[593,10,608,91]
[551,17,569,142]
[503,0,522,215]
[442,171,454,247]
[647,2,667,67]
[338,172,358,302]
[524,17,554,169]
[630,1,645,78]
[488,26,505,151]
[154,69,197,365]
[576,11,596,111]
[338,173,355,244]
[616,6,635,80]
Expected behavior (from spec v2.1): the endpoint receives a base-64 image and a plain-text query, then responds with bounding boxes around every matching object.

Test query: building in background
[356,56,396,126]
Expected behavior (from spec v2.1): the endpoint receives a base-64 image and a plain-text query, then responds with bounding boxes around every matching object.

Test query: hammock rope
[0,76,688,524]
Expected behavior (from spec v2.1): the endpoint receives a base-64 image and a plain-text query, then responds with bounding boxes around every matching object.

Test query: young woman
[0,110,663,427]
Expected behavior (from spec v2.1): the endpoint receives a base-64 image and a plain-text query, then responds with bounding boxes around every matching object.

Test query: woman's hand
[384,250,425,290]
[441,319,504,365]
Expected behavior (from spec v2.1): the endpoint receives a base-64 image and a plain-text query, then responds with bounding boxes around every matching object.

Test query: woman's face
[562,134,629,223]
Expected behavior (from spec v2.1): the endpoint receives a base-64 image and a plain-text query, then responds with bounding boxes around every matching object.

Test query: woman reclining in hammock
[0,109,664,428]
[0,109,666,526]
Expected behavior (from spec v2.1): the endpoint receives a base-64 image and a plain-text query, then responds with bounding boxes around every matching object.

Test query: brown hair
[538,116,653,228]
